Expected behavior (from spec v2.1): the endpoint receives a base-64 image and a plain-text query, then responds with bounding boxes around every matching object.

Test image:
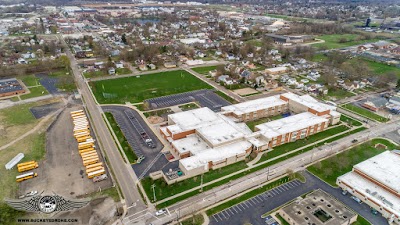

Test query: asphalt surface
[59,34,147,216]
[102,105,175,178]
[209,171,388,225]
[36,73,61,95]
[30,102,64,119]
[145,89,231,111]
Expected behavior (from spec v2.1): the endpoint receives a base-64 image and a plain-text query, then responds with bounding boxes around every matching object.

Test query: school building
[337,150,400,225]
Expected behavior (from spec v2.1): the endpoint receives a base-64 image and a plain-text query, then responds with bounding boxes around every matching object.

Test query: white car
[155,209,167,216]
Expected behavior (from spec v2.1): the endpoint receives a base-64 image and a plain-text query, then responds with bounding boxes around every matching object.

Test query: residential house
[361,98,388,111]
[138,64,148,71]
[372,40,392,49]
[115,61,124,69]
[164,62,177,68]
[218,75,234,85]
[108,67,115,75]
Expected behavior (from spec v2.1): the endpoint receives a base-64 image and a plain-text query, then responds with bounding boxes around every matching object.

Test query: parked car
[342,190,348,196]
[351,196,362,204]
[351,139,358,143]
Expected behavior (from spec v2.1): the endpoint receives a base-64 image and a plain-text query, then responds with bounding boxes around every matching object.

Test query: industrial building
[160,92,341,183]
[0,78,26,98]
[279,189,357,225]
[337,151,400,225]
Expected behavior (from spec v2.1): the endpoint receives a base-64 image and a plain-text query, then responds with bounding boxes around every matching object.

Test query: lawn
[116,68,132,75]
[191,66,218,75]
[90,70,213,104]
[143,108,173,118]
[104,112,138,163]
[181,214,204,225]
[325,88,356,100]
[20,86,49,100]
[215,91,238,104]
[85,186,120,202]
[141,161,248,202]
[340,114,362,127]
[49,69,69,77]
[308,138,396,186]
[257,125,350,164]
[206,176,290,216]
[179,103,199,111]
[353,216,371,225]
[246,115,283,131]
[275,213,290,225]
[341,104,389,122]
[313,34,381,49]
[310,53,329,62]
[352,58,400,76]
[20,75,40,87]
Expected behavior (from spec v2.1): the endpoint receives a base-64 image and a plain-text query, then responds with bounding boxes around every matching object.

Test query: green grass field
[21,75,40,87]
[181,214,204,225]
[179,103,199,111]
[351,58,400,76]
[141,161,248,202]
[215,91,238,104]
[341,104,389,122]
[246,115,283,131]
[191,66,218,75]
[90,70,213,104]
[116,68,132,75]
[308,138,396,186]
[0,102,38,125]
[49,69,69,77]
[353,216,371,225]
[313,34,381,49]
[340,115,362,126]
[104,112,138,163]
[325,88,356,100]
[20,86,49,100]
[84,70,107,79]
[275,213,290,225]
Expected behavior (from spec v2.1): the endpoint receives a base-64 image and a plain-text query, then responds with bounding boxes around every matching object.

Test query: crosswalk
[211,180,303,223]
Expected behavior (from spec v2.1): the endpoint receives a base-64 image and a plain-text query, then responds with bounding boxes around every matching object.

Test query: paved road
[138,120,400,225]
[59,35,147,217]
[209,171,388,225]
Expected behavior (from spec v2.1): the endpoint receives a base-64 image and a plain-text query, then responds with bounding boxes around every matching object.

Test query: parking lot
[30,102,64,119]
[145,89,230,112]
[210,180,304,225]
[209,171,388,225]
[102,106,175,178]
[36,73,61,95]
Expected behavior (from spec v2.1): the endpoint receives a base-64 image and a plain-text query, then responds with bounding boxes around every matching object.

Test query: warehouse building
[160,92,341,182]
[279,189,357,225]
[0,78,26,98]
[337,151,400,224]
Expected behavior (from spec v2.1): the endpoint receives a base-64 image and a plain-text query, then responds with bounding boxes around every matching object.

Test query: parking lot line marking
[287,182,294,188]
[212,215,219,222]
[252,197,260,203]
[216,213,223,221]
[256,196,263,201]
[282,185,290,191]
[271,189,279,195]
[240,203,247,209]
[293,180,301,185]
[250,198,258,204]
[232,206,238,213]
[228,208,235,215]
[245,201,252,206]
[221,211,229,219]
[234,205,242,212]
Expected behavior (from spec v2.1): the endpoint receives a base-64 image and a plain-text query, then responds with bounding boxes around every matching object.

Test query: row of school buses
[16,161,39,182]
[71,110,106,180]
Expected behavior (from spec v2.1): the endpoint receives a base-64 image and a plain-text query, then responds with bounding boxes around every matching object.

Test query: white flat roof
[282,92,336,112]
[256,112,328,139]
[221,96,287,116]
[196,121,245,146]
[167,107,220,134]
[172,134,210,155]
[265,66,287,72]
[179,140,251,171]
[338,172,400,217]
[353,151,400,193]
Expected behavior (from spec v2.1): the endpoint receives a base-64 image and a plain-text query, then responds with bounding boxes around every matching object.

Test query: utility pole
[151,184,156,202]
[200,173,204,192]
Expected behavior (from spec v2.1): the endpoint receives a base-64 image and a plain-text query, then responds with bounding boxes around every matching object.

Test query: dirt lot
[19,105,118,224]
[233,88,258,96]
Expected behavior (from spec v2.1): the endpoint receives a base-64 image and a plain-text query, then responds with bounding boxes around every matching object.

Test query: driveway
[102,106,171,178]
[209,171,388,225]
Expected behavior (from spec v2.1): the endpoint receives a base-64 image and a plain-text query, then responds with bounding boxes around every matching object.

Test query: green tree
[0,203,25,224]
